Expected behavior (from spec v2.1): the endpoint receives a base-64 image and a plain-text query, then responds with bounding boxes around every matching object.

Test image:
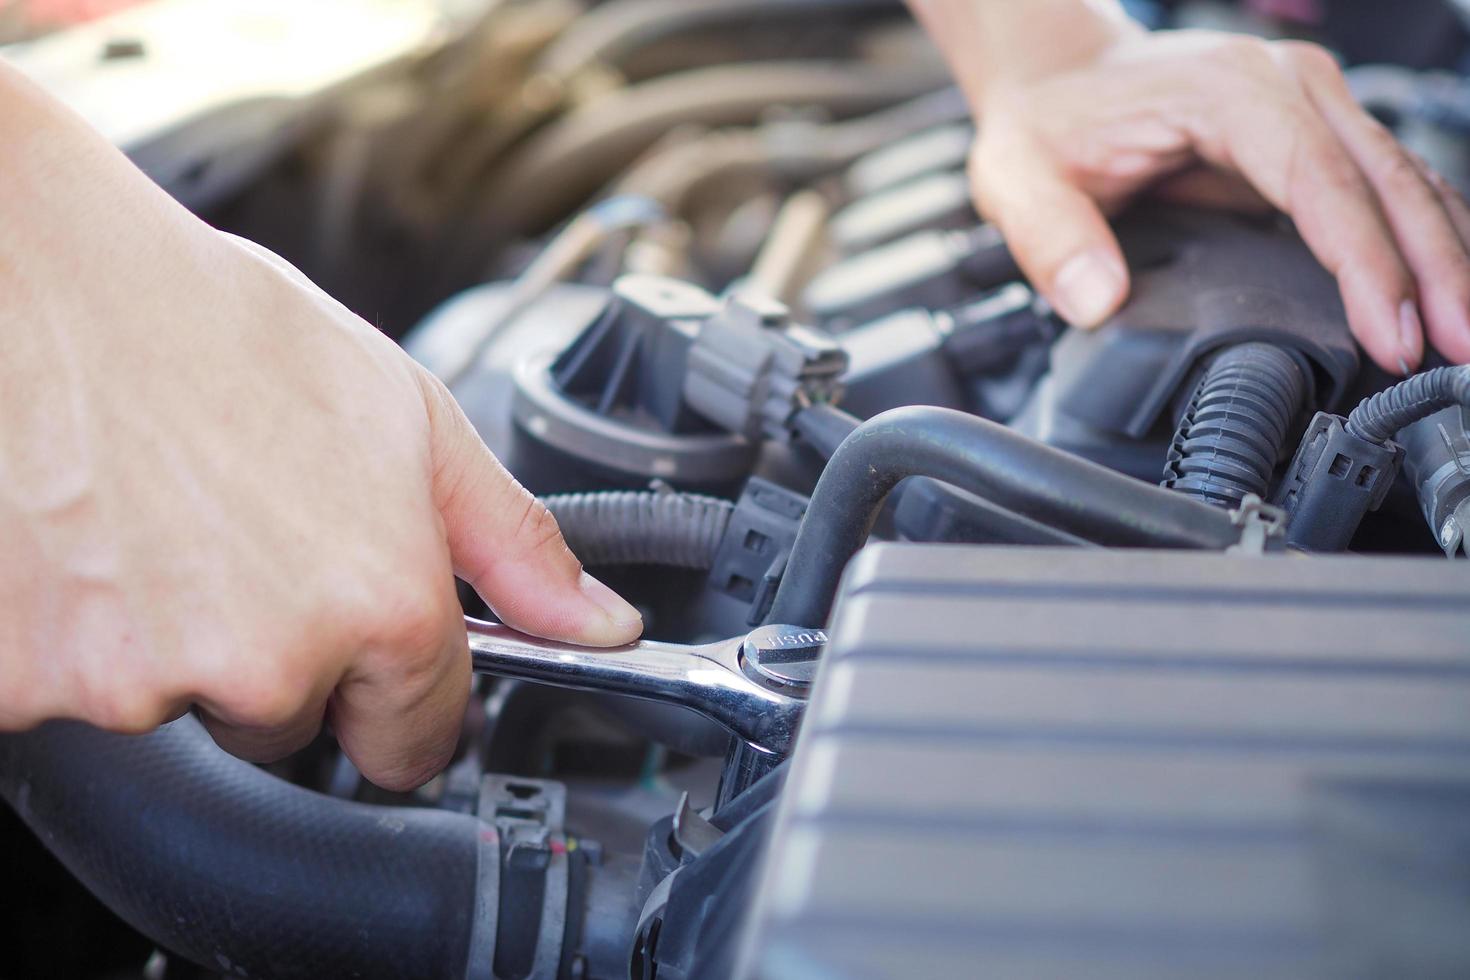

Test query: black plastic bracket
[1272,412,1404,552]
[706,478,809,625]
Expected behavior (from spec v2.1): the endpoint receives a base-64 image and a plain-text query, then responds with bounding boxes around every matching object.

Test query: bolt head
[741,624,827,692]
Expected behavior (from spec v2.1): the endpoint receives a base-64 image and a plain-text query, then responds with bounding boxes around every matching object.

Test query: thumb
[970,134,1130,328]
[418,370,642,646]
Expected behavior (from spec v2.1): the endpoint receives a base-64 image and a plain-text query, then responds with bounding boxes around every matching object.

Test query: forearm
[0,60,200,275]
[906,0,1140,108]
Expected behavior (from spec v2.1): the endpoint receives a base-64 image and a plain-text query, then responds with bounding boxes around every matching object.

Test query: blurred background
[4,0,1470,345]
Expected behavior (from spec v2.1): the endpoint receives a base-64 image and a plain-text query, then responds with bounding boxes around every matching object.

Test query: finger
[1411,156,1470,249]
[970,132,1129,328]
[1189,49,1418,373]
[416,368,642,646]
[327,581,470,791]
[1290,43,1470,365]
[1409,155,1470,363]
[1150,166,1273,213]
[195,657,336,764]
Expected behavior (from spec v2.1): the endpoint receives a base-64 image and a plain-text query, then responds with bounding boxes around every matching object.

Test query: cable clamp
[1228,494,1288,555]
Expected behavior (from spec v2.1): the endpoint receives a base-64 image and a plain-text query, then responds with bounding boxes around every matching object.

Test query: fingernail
[1051,249,1127,328]
[578,572,642,632]
[1398,299,1424,374]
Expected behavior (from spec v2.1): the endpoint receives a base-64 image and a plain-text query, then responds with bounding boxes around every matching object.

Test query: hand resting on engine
[910,0,1470,374]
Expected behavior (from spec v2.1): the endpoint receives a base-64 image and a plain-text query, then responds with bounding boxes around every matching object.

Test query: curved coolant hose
[1346,365,1470,445]
[1162,343,1307,507]
[0,717,488,980]
[766,405,1242,627]
[544,490,734,568]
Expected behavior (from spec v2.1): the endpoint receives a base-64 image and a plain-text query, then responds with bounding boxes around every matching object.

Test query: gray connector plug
[682,292,848,443]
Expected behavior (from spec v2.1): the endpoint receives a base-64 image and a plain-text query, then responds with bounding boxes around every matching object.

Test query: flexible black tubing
[0,717,487,979]
[766,405,1241,627]
[1346,365,1470,445]
[544,490,734,568]
[1162,343,1307,507]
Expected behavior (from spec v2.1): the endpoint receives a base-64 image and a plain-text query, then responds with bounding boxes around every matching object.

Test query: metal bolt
[741,624,827,692]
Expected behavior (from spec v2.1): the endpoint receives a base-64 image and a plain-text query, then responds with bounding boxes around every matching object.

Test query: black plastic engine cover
[738,543,1470,979]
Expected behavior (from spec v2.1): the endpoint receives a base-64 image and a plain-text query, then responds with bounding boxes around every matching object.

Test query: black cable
[1162,343,1307,507]
[765,405,1241,627]
[1346,364,1470,445]
[790,401,862,458]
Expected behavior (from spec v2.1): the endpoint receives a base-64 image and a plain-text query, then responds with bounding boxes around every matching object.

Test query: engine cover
[739,544,1470,979]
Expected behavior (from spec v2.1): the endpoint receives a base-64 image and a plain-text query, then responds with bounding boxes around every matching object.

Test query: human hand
[910,0,1470,373]
[0,64,641,789]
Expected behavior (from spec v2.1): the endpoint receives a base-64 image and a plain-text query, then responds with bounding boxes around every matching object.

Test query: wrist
[908,0,1142,112]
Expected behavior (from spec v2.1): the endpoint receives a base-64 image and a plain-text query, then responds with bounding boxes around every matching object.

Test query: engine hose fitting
[544,490,734,569]
[1346,364,1470,445]
[766,405,1242,628]
[1162,343,1307,507]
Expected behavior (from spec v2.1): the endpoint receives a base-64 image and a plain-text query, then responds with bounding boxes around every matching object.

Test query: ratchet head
[464,618,822,756]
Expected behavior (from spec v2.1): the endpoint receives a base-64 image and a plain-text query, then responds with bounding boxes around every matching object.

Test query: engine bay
[5,1,1470,978]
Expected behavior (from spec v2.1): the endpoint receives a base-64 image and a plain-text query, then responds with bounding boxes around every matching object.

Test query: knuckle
[1302,135,1367,195]
[92,686,167,734]
[1360,116,1404,158]
[369,755,447,794]
[75,652,168,733]
[1281,40,1342,81]
[966,138,1009,221]
[375,583,454,664]
[220,664,312,729]
[1208,35,1274,78]
[1375,145,1430,196]
[414,362,456,417]
[511,494,570,560]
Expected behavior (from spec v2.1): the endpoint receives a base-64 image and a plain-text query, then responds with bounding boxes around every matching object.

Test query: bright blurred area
[0,0,151,43]
[0,0,458,148]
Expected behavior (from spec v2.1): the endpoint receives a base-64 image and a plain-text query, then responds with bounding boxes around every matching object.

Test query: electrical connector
[1271,412,1404,552]
[681,293,847,443]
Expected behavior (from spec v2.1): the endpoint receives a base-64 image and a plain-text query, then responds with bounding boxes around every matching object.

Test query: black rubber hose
[765,405,1241,627]
[543,490,734,568]
[1162,343,1307,507]
[1346,365,1470,445]
[790,401,861,458]
[0,717,488,980]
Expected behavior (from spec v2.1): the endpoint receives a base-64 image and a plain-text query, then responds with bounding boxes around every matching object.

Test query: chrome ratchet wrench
[464,617,826,756]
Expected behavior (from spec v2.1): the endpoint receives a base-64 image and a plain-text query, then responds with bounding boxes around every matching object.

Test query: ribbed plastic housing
[1163,343,1306,506]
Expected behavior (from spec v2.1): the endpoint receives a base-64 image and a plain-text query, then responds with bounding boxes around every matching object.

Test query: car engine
[3,1,1470,978]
